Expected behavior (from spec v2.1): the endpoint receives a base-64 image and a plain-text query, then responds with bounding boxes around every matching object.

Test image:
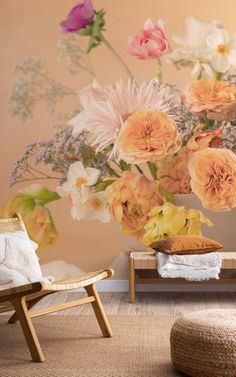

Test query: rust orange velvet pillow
[150,235,223,255]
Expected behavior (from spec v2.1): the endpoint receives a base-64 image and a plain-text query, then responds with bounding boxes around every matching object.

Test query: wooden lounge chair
[0,214,114,362]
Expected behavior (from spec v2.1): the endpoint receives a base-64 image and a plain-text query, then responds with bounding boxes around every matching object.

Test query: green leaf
[19,197,36,214]
[147,161,157,180]
[119,159,131,171]
[87,9,106,53]
[157,175,171,180]
[164,189,176,205]
[94,179,115,192]
[18,184,61,204]
[105,163,121,178]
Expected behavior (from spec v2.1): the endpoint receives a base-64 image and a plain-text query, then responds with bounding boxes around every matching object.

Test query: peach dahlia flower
[117,110,181,164]
[188,148,236,212]
[185,79,236,121]
[105,171,163,241]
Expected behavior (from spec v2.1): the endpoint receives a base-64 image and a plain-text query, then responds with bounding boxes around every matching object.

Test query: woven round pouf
[170,309,236,377]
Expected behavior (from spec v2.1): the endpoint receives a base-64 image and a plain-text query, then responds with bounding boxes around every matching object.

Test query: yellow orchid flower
[143,202,213,246]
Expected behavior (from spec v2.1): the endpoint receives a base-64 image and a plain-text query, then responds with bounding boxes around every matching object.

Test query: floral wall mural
[1,0,236,280]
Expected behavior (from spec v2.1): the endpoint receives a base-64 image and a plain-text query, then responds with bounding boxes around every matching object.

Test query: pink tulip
[127,19,172,60]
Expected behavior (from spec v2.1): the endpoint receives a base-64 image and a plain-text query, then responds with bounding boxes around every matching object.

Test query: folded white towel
[155,252,222,281]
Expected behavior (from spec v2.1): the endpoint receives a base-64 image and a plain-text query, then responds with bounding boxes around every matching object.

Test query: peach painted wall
[1,0,235,278]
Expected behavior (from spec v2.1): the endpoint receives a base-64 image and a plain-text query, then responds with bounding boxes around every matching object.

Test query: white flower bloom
[166,17,223,77]
[68,78,181,159]
[68,79,105,141]
[172,17,222,49]
[71,192,110,223]
[165,46,197,66]
[204,29,236,73]
[57,161,100,205]
[57,181,82,206]
[191,58,215,79]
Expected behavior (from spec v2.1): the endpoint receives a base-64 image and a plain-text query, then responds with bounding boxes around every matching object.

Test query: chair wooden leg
[85,283,113,337]
[11,296,45,362]
[8,293,51,324]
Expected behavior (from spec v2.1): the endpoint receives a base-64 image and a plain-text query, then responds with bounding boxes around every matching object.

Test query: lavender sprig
[9,127,114,187]
[221,119,236,152]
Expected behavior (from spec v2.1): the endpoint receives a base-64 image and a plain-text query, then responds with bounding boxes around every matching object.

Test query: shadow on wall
[41,251,130,280]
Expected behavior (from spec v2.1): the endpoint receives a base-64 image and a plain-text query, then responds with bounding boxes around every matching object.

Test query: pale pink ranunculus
[127,19,172,60]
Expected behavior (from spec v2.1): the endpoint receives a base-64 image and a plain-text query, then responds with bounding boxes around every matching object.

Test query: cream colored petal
[211,54,230,72]
[207,29,230,48]
[85,167,101,185]
[68,161,86,184]
[57,182,72,198]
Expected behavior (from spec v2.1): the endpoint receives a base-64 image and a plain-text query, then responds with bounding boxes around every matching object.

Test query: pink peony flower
[105,171,163,241]
[156,149,192,194]
[60,0,94,34]
[127,19,172,60]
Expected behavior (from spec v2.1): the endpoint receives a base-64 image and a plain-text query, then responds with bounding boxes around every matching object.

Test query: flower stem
[100,35,135,82]
[204,117,214,130]
[135,164,144,174]
[215,71,223,81]
[155,58,162,82]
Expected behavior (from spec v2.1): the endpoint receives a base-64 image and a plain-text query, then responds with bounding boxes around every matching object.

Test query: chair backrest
[0,213,27,234]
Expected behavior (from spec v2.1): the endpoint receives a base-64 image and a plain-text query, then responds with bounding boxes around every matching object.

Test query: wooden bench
[129,252,236,303]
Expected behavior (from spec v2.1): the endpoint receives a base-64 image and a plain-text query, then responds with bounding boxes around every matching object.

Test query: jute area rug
[0,315,185,377]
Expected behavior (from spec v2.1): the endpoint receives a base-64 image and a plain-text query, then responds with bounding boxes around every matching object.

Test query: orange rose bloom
[188,148,236,212]
[156,149,192,194]
[185,79,236,121]
[117,110,181,163]
[105,171,163,241]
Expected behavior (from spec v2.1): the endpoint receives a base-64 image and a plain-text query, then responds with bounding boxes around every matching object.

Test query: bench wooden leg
[11,296,45,362]
[129,256,135,303]
[85,283,112,337]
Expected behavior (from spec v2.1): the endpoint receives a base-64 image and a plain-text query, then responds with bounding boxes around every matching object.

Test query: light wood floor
[12,291,235,316]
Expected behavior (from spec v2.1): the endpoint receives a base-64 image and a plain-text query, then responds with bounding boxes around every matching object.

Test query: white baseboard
[70,279,236,292]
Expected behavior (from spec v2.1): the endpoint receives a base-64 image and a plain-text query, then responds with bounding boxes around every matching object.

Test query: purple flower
[60,0,94,34]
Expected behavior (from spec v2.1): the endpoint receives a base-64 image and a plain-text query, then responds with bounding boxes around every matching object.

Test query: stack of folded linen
[150,235,223,281]
[155,252,222,281]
